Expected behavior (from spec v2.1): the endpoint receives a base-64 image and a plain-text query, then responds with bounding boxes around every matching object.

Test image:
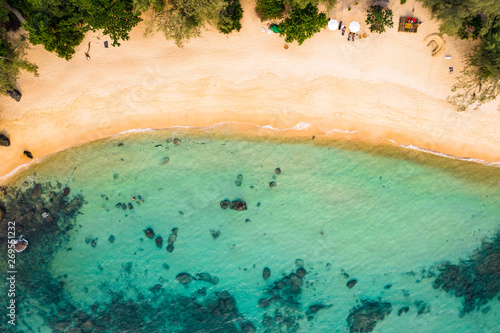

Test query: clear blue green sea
[1,129,499,333]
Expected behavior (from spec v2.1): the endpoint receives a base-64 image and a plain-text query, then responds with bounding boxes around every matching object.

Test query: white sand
[1,0,499,182]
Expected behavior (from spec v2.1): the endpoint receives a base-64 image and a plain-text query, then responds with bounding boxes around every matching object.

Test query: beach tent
[349,21,360,33]
[270,24,280,33]
[328,20,339,31]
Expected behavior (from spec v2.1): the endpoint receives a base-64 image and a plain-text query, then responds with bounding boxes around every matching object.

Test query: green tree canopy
[278,3,327,45]
[6,0,141,60]
[418,0,500,39]
[0,5,38,94]
[217,0,243,34]
[365,5,393,34]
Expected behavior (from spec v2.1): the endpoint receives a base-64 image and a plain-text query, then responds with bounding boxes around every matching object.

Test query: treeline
[418,0,500,111]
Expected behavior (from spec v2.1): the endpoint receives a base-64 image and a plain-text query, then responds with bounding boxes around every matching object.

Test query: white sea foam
[326,128,357,134]
[290,122,312,130]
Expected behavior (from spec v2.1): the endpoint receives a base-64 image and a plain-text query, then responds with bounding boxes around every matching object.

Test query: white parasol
[328,20,339,31]
[349,21,360,33]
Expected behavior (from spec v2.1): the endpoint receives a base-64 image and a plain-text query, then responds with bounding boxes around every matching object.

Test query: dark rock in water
[197,287,207,296]
[347,299,392,333]
[230,200,247,210]
[306,304,332,315]
[195,272,219,285]
[173,138,181,145]
[210,229,221,239]
[171,227,178,235]
[85,235,93,244]
[241,321,256,333]
[347,279,358,289]
[115,203,122,208]
[32,183,42,198]
[263,267,271,280]
[176,273,193,285]
[220,199,231,209]
[144,228,155,239]
[167,233,177,245]
[432,234,500,314]
[295,259,304,267]
[121,203,127,210]
[167,244,174,252]
[122,261,133,273]
[384,284,392,290]
[296,267,307,277]
[108,235,115,243]
[162,263,170,270]
[245,218,251,223]
[155,236,163,248]
[235,174,243,186]
[7,89,21,102]
[113,173,119,179]
[415,300,430,315]
[24,150,33,159]
[63,187,70,196]
[397,307,409,316]
[0,134,10,147]
[262,314,273,326]
[269,181,277,187]
[90,238,98,248]
[128,203,133,210]
[275,167,281,175]
[235,180,242,186]
[258,298,271,308]
[289,273,303,287]
[0,205,5,222]
[68,327,83,333]
[161,157,170,165]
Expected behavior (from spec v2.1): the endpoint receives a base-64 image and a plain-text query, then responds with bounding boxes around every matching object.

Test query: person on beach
[449,67,453,73]
[342,26,346,35]
[348,32,351,41]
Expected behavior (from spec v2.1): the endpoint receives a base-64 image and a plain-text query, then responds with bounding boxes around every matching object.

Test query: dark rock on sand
[7,89,21,102]
[176,273,193,285]
[155,236,163,248]
[269,181,277,187]
[167,244,174,252]
[210,229,221,239]
[220,199,231,209]
[24,150,33,159]
[296,267,306,277]
[230,200,247,210]
[263,267,271,280]
[347,279,358,289]
[347,299,392,333]
[0,134,10,147]
[108,235,115,243]
[397,307,409,316]
[144,228,155,239]
[275,167,281,175]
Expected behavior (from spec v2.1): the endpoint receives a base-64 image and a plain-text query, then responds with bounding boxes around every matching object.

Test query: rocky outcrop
[0,134,10,147]
[347,299,392,332]
[7,89,21,102]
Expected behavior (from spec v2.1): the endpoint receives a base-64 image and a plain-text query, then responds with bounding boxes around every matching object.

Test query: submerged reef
[432,234,500,316]
[346,299,392,333]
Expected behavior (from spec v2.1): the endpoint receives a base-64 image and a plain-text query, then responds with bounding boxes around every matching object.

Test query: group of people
[340,25,357,41]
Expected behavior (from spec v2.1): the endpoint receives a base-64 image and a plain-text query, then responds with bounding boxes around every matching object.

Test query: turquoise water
[1,129,499,332]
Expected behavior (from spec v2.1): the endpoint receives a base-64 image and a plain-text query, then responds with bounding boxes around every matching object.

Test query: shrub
[256,0,286,21]
[279,3,328,45]
[218,0,244,34]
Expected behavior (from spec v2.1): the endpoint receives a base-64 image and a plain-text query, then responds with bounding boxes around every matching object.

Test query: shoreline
[1,0,499,182]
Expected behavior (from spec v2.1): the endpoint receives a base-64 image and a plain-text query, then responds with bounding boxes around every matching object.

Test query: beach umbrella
[328,20,339,31]
[349,21,360,33]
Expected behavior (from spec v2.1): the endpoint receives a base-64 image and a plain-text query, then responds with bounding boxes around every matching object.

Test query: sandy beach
[1,0,499,182]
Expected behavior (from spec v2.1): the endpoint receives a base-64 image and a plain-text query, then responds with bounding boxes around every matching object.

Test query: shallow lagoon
[1,129,499,332]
